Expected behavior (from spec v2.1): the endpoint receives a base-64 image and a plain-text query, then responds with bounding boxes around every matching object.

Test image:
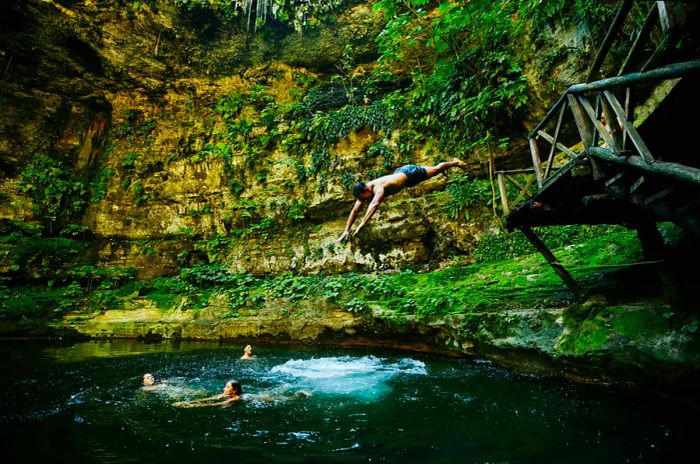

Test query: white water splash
[269,356,426,400]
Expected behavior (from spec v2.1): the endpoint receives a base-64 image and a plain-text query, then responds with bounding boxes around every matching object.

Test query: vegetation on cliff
[1,1,698,385]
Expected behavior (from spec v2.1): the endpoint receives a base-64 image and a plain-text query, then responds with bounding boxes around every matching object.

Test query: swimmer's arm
[173,394,222,408]
[338,199,364,242]
[353,188,384,237]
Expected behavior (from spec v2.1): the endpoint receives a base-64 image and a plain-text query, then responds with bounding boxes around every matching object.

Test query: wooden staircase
[496,0,700,302]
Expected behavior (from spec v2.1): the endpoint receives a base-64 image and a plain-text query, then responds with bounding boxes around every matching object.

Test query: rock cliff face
[1,0,514,277]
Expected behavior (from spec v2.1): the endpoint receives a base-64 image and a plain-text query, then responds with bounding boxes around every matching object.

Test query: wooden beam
[600,93,624,150]
[497,172,510,215]
[605,171,626,187]
[603,90,654,163]
[623,86,633,149]
[529,137,544,188]
[519,226,586,300]
[568,59,700,94]
[567,95,594,149]
[513,176,536,205]
[586,0,634,82]
[505,174,526,191]
[578,95,618,151]
[537,130,579,159]
[644,187,674,205]
[495,168,536,175]
[630,176,645,193]
[618,3,659,76]
[529,94,567,138]
[590,147,700,185]
[545,101,567,179]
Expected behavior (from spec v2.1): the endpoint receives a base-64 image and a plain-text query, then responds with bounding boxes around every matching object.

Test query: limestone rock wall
[0,1,592,278]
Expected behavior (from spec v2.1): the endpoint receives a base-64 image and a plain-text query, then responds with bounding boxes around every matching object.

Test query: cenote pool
[0,340,693,463]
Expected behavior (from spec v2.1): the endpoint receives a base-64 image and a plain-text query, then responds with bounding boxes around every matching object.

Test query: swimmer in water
[141,373,163,391]
[240,344,254,360]
[173,380,243,408]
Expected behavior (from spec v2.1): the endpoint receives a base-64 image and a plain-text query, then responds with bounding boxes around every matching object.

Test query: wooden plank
[529,137,544,188]
[591,94,602,148]
[623,87,633,148]
[537,131,579,159]
[519,226,586,300]
[505,174,526,191]
[586,0,634,82]
[497,172,510,215]
[630,176,645,193]
[513,176,536,205]
[544,101,567,179]
[603,90,655,163]
[495,168,536,175]
[605,171,626,187]
[529,94,567,138]
[578,95,618,151]
[567,94,594,149]
[644,187,674,205]
[600,93,624,150]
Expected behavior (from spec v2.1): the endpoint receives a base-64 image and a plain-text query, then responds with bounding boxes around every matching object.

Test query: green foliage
[443,177,492,220]
[215,92,244,119]
[374,0,530,155]
[367,142,395,171]
[130,180,149,206]
[68,265,136,291]
[473,224,636,264]
[189,204,212,218]
[59,224,90,238]
[89,168,113,203]
[303,102,394,148]
[18,155,89,229]
[122,152,139,170]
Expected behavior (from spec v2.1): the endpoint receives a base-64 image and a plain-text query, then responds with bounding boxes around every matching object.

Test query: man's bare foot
[452,158,468,170]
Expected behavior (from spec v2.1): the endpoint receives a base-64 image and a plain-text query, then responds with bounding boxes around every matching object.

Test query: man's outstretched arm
[338,199,365,242]
[352,188,384,237]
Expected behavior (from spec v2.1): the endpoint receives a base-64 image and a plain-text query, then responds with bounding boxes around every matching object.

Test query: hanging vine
[175,0,348,32]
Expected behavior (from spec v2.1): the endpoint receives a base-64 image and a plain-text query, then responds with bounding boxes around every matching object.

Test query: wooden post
[635,221,684,309]
[603,90,654,163]
[519,226,586,300]
[497,172,509,215]
[544,102,567,179]
[567,95,594,149]
[529,138,544,188]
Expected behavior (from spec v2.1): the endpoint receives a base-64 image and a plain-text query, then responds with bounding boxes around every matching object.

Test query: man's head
[353,182,371,201]
[142,373,155,386]
[224,380,243,397]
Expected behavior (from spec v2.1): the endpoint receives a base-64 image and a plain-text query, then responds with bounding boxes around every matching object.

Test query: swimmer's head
[243,345,252,354]
[224,380,242,397]
[142,373,155,386]
[352,182,371,201]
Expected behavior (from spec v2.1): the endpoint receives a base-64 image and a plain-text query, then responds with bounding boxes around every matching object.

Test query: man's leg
[422,158,468,179]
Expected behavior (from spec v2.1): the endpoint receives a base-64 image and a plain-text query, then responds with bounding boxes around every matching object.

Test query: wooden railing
[496,0,699,214]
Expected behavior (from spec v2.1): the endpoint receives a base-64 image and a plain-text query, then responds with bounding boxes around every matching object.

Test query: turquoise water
[0,340,693,463]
